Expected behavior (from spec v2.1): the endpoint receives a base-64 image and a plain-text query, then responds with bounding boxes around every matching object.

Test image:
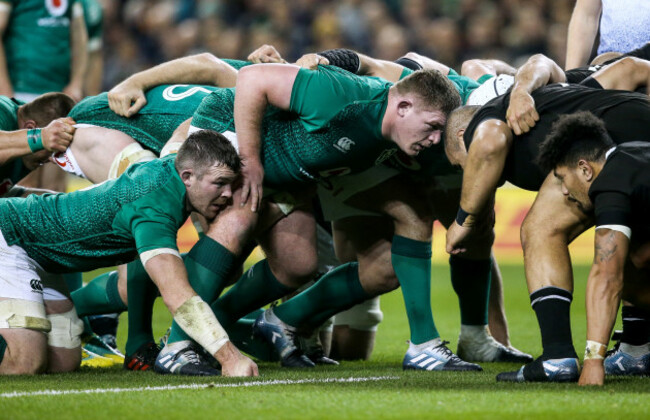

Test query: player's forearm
[585,266,623,348]
[69,14,88,90]
[122,54,238,92]
[84,50,103,96]
[402,52,450,75]
[592,57,650,91]
[0,130,39,166]
[142,252,194,313]
[356,53,404,82]
[461,59,516,80]
[512,54,566,95]
[565,0,601,69]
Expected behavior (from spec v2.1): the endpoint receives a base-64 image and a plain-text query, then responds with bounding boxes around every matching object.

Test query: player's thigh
[259,205,318,285]
[333,216,397,293]
[0,325,48,375]
[521,173,593,247]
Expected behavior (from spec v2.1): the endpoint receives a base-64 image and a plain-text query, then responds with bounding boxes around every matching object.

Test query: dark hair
[175,129,241,177]
[394,69,461,116]
[19,92,76,126]
[443,105,480,156]
[537,111,614,172]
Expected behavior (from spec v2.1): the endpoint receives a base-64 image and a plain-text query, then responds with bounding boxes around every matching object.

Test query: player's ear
[22,119,37,129]
[397,99,412,117]
[578,159,593,181]
[180,168,194,186]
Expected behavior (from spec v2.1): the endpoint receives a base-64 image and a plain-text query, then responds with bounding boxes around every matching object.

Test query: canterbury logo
[334,137,355,153]
[30,279,44,293]
[162,85,213,101]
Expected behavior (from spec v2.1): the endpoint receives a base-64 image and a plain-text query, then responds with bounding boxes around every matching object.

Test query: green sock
[125,260,159,356]
[274,262,371,331]
[392,235,439,345]
[71,271,126,317]
[211,259,292,330]
[166,237,237,344]
[449,256,491,325]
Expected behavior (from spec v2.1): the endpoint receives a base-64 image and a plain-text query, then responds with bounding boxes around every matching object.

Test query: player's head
[538,111,614,212]
[176,129,241,220]
[388,69,461,156]
[443,105,480,168]
[17,92,76,128]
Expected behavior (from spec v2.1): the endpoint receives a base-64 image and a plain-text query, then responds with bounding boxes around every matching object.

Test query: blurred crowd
[101,0,574,90]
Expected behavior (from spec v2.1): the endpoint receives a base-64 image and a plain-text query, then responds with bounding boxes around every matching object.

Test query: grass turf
[2,264,649,420]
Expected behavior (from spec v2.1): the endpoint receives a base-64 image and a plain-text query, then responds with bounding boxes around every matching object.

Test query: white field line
[0,376,399,399]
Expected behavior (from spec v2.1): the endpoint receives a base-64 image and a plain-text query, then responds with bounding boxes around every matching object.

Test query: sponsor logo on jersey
[53,151,72,169]
[162,85,214,101]
[30,279,44,293]
[334,137,355,153]
[0,178,13,196]
[319,167,351,178]
[374,149,397,165]
[45,0,68,17]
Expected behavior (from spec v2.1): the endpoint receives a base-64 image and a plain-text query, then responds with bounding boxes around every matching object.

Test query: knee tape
[108,143,156,179]
[47,309,84,349]
[0,299,51,332]
[333,296,383,332]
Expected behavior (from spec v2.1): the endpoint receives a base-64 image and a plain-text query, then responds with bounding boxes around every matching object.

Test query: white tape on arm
[596,224,631,240]
[140,248,181,267]
[173,296,230,355]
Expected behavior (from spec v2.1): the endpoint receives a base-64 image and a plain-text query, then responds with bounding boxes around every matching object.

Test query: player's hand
[216,341,260,377]
[41,117,76,153]
[247,44,287,64]
[578,359,605,386]
[295,54,329,70]
[446,221,472,255]
[506,88,539,135]
[108,82,148,117]
[24,149,51,170]
[240,157,264,212]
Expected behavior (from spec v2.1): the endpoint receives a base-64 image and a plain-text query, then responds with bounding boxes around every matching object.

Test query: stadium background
[92,0,595,265]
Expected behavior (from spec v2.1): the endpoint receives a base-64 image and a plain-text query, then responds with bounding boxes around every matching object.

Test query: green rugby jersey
[2,0,80,94]
[192,66,396,190]
[69,84,219,153]
[0,155,189,273]
[0,95,28,195]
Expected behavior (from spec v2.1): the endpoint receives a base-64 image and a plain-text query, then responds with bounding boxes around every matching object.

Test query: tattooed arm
[579,228,629,386]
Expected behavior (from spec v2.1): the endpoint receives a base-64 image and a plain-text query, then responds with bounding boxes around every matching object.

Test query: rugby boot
[154,340,220,376]
[82,332,124,364]
[604,347,650,376]
[496,356,580,382]
[123,341,160,371]
[252,308,315,368]
[81,348,116,368]
[457,325,533,363]
[298,332,339,365]
[403,339,483,371]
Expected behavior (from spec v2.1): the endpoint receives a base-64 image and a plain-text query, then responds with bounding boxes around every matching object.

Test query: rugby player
[0,130,258,376]
[537,112,650,385]
[0,93,75,197]
[444,59,650,382]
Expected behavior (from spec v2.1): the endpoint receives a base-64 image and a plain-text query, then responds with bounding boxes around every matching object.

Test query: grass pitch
[2,264,649,420]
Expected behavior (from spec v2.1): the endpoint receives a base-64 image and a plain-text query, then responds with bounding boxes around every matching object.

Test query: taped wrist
[27,129,44,152]
[456,206,476,227]
[173,296,230,355]
[584,340,607,360]
[317,49,361,73]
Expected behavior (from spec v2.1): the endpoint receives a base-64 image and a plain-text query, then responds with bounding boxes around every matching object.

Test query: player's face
[186,164,238,221]
[395,105,447,156]
[554,165,593,213]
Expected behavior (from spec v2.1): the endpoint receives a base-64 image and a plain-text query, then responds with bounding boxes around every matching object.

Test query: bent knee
[0,332,48,375]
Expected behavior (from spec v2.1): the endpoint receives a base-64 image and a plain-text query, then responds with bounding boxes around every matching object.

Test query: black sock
[621,306,650,345]
[530,287,577,360]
